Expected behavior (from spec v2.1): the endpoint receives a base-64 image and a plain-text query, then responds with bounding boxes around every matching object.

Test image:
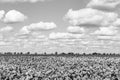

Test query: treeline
[0,52,120,57]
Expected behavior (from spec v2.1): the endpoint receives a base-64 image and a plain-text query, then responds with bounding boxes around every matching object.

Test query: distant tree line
[0,52,120,57]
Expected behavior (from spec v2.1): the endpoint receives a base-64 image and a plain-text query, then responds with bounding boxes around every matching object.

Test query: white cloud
[0,10,5,20]
[97,35,120,41]
[27,22,57,31]
[49,32,70,39]
[0,26,13,32]
[65,8,118,26]
[49,32,84,40]
[0,0,47,3]
[16,26,49,41]
[112,19,120,27]
[0,41,11,46]
[67,26,85,34]
[30,32,47,40]
[0,35,3,40]
[16,21,56,39]
[87,0,120,10]
[93,26,118,36]
[3,10,27,23]
[97,36,114,40]
[15,26,31,39]
[81,41,90,45]
[19,26,30,35]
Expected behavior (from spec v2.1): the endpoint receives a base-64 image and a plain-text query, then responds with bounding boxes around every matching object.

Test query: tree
[92,52,98,55]
[68,52,74,55]
[44,52,47,55]
[20,52,23,55]
[55,52,58,55]
[26,52,30,55]
[83,53,86,56]
[35,52,38,55]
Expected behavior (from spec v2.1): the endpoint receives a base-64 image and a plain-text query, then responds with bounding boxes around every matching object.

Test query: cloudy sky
[0,0,120,53]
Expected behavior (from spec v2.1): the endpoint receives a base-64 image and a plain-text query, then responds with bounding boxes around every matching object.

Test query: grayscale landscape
[0,0,119,80]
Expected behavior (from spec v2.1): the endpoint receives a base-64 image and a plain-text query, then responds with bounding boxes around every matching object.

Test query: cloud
[16,22,57,38]
[63,0,120,50]
[112,19,120,27]
[16,24,50,41]
[0,26,13,32]
[29,32,48,41]
[31,32,46,38]
[16,21,56,39]
[67,26,85,34]
[15,26,31,39]
[97,36,115,40]
[93,26,118,36]
[0,41,11,46]
[16,21,56,37]
[27,22,57,31]
[0,35,3,40]
[96,35,120,41]
[0,10,5,20]
[87,0,120,11]
[49,32,84,40]
[3,10,27,23]
[65,8,118,26]
[19,26,30,35]
[0,0,47,3]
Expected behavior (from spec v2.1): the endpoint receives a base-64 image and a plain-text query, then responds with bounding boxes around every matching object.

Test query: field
[0,56,120,80]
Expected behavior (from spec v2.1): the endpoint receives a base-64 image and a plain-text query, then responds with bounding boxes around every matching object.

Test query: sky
[0,0,120,53]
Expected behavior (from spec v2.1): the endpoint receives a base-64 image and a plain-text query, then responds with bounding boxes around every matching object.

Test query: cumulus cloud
[64,1,120,49]
[26,22,57,31]
[16,23,51,40]
[15,26,31,39]
[0,26,13,32]
[3,10,27,23]
[0,10,5,20]
[16,21,56,39]
[49,32,84,40]
[65,8,118,26]
[67,26,85,34]
[19,26,30,35]
[87,0,120,11]
[93,26,118,36]
[17,22,57,37]
[0,0,47,3]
